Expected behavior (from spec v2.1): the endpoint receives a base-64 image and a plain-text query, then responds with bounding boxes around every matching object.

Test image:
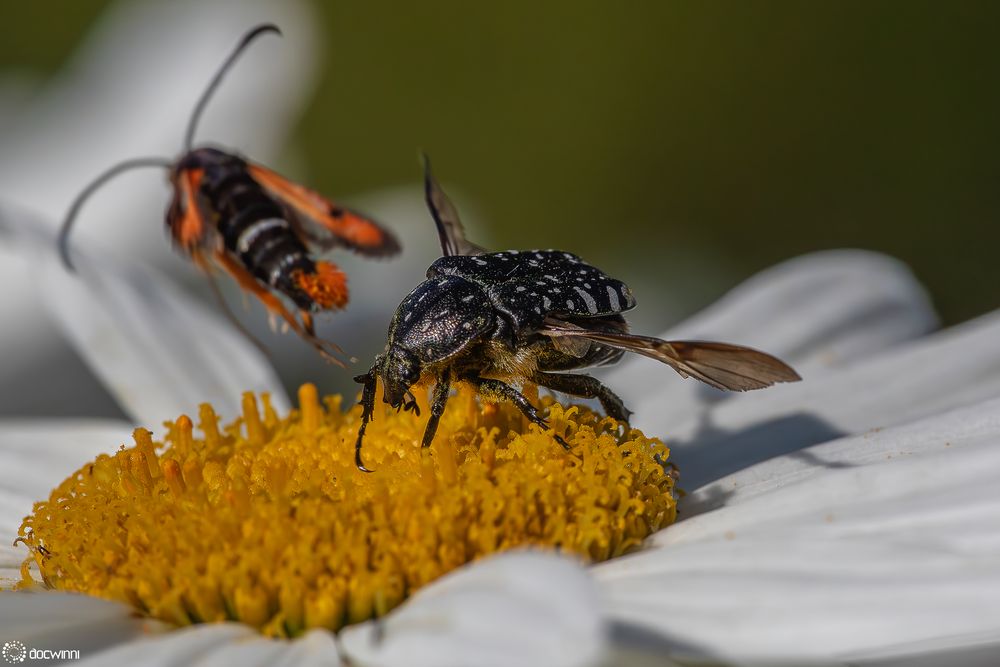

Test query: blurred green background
[3,0,998,326]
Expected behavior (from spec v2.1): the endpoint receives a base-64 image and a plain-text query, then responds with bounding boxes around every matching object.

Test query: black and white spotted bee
[352,157,801,471]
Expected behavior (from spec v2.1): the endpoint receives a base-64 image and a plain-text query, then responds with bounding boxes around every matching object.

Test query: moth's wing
[540,320,801,391]
[167,167,215,252]
[423,154,486,257]
[247,162,400,257]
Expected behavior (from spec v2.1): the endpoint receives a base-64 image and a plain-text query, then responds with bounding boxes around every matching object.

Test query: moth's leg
[299,309,350,365]
[191,249,272,359]
[464,374,569,449]
[212,250,347,367]
[353,363,380,472]
[421,372,452,448]
[532,371,632,422]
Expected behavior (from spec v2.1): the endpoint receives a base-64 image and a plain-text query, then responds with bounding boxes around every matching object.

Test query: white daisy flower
[3,177,1000,667]
[2,3,999,667]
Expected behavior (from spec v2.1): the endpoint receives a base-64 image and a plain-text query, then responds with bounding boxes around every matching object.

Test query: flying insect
[353,158,800,470]
[57,24,400,364]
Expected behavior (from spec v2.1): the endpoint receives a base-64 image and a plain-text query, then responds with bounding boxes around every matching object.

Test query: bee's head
[380,345,422,409]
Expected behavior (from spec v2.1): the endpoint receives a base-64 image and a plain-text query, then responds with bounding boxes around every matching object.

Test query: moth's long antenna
[58,157,173,272]
[183,23,282,151]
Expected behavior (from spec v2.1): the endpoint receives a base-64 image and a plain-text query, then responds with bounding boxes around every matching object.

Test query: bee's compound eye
[388,347,421,384]
[403,362,420,383]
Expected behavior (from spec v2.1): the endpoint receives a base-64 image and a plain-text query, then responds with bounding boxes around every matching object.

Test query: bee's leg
[421,373,452,448]
[353,364,379,473]
[464,375,569,449]
[402,391,421,416]
[532,371,633,422]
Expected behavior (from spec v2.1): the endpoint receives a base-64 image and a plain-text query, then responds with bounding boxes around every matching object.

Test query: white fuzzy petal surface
[606,250,936,438]
[0,205,289,426]
[75,624,342,667]
[0,591,159,660]
[593,398,1000,663]
[339,552,607,667]
[663,311,1000,490]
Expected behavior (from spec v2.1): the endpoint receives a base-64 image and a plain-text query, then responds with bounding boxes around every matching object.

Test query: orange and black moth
[59,24,400,365]
[167,146,399,362]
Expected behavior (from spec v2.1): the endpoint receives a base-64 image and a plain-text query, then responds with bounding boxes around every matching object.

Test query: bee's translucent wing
[423,154,486,257]
[540,320,801,391]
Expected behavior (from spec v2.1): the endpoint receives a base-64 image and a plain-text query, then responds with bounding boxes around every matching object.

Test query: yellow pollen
[14,383,677,637]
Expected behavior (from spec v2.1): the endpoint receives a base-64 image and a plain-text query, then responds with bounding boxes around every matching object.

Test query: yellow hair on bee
[294,261,348,310]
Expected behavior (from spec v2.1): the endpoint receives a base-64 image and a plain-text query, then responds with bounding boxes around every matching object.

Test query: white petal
[0,419,132,563]
[658,310,1000,489]
[678,395,1000,519]
[0,593,344,667]
[339,551,606,667]
[0,204,289,426]
[38,246,290,426]
[76,624,342,667]
[606,250,936,429]
[0,591,160,658]
[592,401,1000,662]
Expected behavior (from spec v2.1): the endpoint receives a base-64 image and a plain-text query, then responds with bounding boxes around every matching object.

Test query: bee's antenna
[58,156,173,272]
[183,23,282,151]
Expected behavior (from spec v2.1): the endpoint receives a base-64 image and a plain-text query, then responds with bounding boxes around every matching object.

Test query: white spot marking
[607,285,621,310]
[462,294,475,302]
[566,300,575,309]
[515,286,526,292]
[472,258,488,265]
[404,312,412,322]
[542,296,552,308]
[574,286,599,313]
[462,322,473,330]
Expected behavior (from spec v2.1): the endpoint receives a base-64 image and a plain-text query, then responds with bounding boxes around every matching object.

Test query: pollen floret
[16,384,676,636]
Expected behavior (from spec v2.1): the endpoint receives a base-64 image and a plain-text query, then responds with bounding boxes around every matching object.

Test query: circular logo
[1,641,26,664]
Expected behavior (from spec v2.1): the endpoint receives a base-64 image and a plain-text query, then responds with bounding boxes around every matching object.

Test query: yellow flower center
[15,384,677,637]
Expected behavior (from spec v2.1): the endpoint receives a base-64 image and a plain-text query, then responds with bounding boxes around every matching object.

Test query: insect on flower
[57,24,400,365]
[353,157,801,470]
